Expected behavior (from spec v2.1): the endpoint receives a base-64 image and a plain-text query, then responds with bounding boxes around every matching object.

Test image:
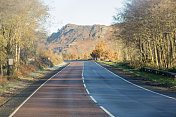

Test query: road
[10,62,107,117]
[9,61,176,117]
[83,61,176,117]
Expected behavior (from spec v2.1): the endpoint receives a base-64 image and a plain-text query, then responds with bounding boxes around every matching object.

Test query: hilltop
[46,24,113,56]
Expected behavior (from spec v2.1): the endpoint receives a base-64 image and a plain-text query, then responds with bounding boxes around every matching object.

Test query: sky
[42,0,125,34]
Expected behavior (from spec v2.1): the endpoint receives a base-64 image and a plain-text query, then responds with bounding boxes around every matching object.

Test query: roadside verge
[96,61,176,99]
[0,62,68,116]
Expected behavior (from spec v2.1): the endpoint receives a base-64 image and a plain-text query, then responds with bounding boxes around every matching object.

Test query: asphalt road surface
[9,61,176,117]
[10,62,107,117]
[83,61,176,117]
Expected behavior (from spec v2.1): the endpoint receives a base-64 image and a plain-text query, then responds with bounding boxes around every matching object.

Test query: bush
[0,76,7,87]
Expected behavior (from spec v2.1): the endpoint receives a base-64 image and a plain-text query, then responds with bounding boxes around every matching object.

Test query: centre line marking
[86,89,90,94]
[83,84,86,88]
[90,96,97,103]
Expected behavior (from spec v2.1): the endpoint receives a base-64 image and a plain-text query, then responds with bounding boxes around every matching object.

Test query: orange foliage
[83,53,89,60]
[91,40,118,61]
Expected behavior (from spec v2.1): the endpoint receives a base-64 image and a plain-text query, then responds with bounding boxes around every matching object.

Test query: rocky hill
[46,24,113,56]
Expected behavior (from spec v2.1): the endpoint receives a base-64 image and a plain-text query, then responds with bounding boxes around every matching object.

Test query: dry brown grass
[0,76,7,87]
[18,64,36,77]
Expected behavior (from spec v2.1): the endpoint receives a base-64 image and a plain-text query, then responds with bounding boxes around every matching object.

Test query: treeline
[113,0,176,70]
[0,0,62,80]
[61,40,118,61]
[62,52,89,60]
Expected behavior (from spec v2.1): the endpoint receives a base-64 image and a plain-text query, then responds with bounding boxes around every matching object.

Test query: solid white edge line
[90,96,97,103]
[95,61,176,101]
[100,106,115,117]
[9,63,70,117]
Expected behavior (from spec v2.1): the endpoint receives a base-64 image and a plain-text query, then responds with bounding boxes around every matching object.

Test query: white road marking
[100,106,115,117]
[86,89,90,94]
[82,61,115,117]
[82,62,84,77]
[83,84,86,88]
[9,63,70,117]
[90,96,97,103]
[95,62,176,101]
[82,62,84,82]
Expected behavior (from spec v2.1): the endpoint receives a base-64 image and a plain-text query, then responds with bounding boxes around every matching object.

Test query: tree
[83,53,89,60]
[0,0,49,79]
[113,0,176,69]
[91,40,106,60]
[90,40,117,61]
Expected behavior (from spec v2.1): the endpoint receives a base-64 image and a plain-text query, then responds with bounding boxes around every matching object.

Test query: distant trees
[113,0,176,69]
[62,52,79,60]
[83,53,89,60]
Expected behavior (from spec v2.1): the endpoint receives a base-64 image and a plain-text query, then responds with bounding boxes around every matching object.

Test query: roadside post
[7,58,14,79]
[48,57,51,67]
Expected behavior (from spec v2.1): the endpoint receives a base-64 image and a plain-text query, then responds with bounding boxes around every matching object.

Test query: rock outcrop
[46,24,113,54]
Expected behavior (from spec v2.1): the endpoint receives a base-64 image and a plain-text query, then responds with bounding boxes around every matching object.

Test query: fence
[141,67,176,80]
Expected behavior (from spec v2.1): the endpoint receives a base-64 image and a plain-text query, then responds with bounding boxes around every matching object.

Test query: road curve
[11,62,108,117]
[83,61,176,117]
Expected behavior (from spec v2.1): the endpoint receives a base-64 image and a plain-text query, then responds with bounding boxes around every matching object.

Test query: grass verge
[0,62,67,106]
[99,61,176,87]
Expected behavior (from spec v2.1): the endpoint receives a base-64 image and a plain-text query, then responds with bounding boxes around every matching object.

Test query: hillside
[46,24,113,57]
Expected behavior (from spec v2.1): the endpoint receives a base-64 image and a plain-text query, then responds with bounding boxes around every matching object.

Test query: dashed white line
[95,61,176,101]
[100,106,115,117]
[82,62,84,77]
[83,84,86,88]
[90,96,97,103]
[9,63,70,117]
[83,61,115,117]
[86,89,90,94]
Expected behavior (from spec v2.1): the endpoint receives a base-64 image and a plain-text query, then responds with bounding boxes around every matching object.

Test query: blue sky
[42,0,125,34]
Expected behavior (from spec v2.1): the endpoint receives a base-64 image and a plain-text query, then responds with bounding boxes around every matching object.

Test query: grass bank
[99,61,176,87]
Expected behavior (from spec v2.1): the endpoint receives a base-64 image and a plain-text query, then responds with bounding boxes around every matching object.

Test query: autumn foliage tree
[91,40,106,60]
[91,40,118,61]
[83,53,89,60]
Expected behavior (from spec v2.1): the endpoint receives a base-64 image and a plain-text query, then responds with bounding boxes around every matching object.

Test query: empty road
[10,62,107,117]
[10,61,176,117]
[83,61,176,117]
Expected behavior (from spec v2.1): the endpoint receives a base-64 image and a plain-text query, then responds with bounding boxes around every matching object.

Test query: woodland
[91,0,176,71]
[0,0,62,82]
[0,0,176,84]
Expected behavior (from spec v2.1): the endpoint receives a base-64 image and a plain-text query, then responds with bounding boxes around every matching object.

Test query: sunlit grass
[100,61,176,86]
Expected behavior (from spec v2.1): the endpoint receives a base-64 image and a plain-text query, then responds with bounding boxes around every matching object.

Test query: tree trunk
[0,63,3,83]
